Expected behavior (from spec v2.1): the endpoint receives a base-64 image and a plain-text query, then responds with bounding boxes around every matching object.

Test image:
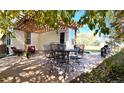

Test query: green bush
[109,63,124,82]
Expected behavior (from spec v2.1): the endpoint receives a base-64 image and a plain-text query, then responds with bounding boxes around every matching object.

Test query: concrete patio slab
[0,52,104,83]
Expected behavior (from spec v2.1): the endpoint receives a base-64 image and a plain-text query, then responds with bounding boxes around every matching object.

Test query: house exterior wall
[39,31,60,50]
[7,30,25,54]
[31,29,70,50]
[37,29,72,50]
[31,33,39,50]
[8,28,71,54]
[11,30,25,49]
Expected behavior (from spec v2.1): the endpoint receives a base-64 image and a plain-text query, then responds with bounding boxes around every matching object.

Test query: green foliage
[0,10,20,39]
[0,10,124,40]
[77,32,100,46]
[0,10,76,39]
[77,32,92,45]
[110,63,124,82]
[0,29,15,40]
[78,10,112,36]
[0,10,76,37]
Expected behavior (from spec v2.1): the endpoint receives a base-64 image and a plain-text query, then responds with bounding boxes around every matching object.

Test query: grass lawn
[84,46,100,52]
[70,50,124,83]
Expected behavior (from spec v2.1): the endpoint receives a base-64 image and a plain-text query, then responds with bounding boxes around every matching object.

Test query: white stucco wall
[7,30,25,54]
[8,29,70,54]
[31,33,39,50]
[11,30,25,49]
[39,31,60,50]
[38,30,69,50]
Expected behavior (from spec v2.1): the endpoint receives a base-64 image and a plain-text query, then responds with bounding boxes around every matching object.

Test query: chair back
[50,44,59,51]
[59,44,66,50]
[28,46,35,53]
[79,44,85,50]
[11,47,17,52]
[50,43,66,51]
[43,44,50,51]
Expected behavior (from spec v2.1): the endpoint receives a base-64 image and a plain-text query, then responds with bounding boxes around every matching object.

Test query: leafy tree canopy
[0,10,124,40]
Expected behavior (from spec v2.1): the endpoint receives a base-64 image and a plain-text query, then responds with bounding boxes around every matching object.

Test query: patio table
[51,49,78,59]
[50,49,79,72]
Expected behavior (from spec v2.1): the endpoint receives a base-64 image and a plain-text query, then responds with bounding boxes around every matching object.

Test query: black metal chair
[50,43,67,62]
[69,46,81,64]
[101,45,111,57]
[11,47,23,56]
[48,43,70,77]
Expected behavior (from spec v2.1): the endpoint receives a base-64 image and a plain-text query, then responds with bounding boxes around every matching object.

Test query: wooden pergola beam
[14,15,79,51]
[14,15,78,33]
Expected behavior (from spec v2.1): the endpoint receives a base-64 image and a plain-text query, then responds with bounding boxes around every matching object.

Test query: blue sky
[73,10,84,22]
[69,10,90,39]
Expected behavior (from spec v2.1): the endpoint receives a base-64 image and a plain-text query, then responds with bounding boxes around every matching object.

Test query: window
[26,32,31,44]
[6,36,11,45]
[60,32,65,44]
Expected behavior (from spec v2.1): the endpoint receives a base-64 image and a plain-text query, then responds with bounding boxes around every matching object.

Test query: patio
[0,11,105,83]
[0,52,103,83]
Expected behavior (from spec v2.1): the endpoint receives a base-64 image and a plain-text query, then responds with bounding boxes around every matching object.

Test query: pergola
[14,15,79,50]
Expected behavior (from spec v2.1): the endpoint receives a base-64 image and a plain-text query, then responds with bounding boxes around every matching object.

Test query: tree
[0,10,124,39]
[0,10,76,39]
[77,32,91,45]
[0,10,20,39]
[77,32,99,46]
[78,10,124,38]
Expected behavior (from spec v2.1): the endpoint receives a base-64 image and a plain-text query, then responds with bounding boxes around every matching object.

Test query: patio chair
[69,45,82,65]
[43,44,53,59]
[101,45,111,57]
[49,43,71,77]
[28,46,35,55]
[48,43,69,66]
[11,47,23,56]
[73,44,85,56]
[50,43,66,59]
[58,44,66,50]
[11,47,17,55]
[79,44,85,55]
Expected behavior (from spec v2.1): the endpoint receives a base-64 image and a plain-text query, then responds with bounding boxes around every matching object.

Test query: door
[60,32,65,44]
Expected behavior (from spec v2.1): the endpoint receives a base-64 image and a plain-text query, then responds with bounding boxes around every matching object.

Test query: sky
[69,10,90,39]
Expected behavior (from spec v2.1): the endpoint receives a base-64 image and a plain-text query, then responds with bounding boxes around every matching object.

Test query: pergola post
[24,31,27,51]
[74,28,77,47]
